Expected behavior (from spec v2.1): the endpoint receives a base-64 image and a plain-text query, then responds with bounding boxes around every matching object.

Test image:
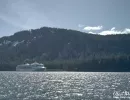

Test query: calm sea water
[0,72,130,100]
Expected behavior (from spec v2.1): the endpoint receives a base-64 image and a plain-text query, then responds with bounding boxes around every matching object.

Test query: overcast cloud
[0,0,130,37]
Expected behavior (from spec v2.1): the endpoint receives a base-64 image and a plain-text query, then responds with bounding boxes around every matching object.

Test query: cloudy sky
[0,0,130,37]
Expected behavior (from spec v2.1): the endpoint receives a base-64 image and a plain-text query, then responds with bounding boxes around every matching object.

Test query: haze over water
[0,72,130,100]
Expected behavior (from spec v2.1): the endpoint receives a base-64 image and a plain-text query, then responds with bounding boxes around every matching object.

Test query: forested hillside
[0,27,130,71]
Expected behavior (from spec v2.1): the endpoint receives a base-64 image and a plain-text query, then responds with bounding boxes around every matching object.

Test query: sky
[0,0,130,37]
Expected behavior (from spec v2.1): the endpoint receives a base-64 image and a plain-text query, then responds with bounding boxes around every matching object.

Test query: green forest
[0,27,130,71]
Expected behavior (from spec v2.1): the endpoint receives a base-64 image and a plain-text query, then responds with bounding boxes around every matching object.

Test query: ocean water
[0,72,130,100]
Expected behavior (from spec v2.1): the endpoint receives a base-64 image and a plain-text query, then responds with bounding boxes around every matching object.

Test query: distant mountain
[0,27,130,71]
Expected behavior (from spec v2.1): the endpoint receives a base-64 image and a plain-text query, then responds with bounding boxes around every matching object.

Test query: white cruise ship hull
[16,63,46,71]
[16,67,46,71]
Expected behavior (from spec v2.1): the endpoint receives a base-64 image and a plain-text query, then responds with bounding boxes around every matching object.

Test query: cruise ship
[16,62,46,71]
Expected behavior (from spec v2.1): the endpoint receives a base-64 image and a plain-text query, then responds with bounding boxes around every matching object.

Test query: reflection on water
[0,72,130,100]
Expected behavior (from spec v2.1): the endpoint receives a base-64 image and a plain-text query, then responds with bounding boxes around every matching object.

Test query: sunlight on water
[0,72,130,100]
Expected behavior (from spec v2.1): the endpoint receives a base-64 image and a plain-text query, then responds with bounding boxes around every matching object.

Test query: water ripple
[0,72,130,100]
